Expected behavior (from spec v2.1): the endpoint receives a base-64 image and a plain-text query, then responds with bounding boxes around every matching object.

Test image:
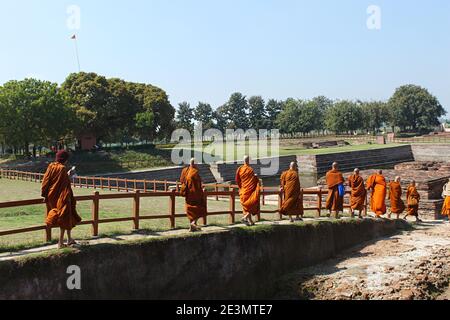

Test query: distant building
[77,133,97,151]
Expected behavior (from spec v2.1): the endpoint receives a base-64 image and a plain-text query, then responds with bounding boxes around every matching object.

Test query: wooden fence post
[108,177,111,191]
[44,203,52,242]
[215,183,219,201]
[144,180,147,193]
[169,189,176,229]
[92,191,100,237]
[261,181,265,206]
[202,188,208,226]
[229,187,236,224]
[164,180,168,192]
[133,190,140,230]
[125,179,129,192]
[317,188,322,218]
[278,189,283,220]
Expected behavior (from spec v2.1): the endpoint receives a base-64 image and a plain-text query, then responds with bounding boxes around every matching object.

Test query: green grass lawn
[169,142,405,162]
[0,179,282,253]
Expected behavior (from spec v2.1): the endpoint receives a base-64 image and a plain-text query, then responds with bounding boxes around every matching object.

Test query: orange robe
[279,169,304,217]
[388,181,406,214]
[442,196,450,217]
[406,186,420,217]
[366,174,387,216]
[41,162,81,230]
[348,174,367,211]
[325,169,345,212]
[236,164,260,216]
[180,166,206,222]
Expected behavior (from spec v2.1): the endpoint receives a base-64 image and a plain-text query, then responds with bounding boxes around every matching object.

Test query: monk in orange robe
[348,168,367,218]
[325,162,345,218]
[41,150,81,248]
[442,179,450,220]
[405,180,422,222]
[280,162,304,222]
[236,156,260,226]
[388,176,406,219]
[180,158,206,232]
[366,170,387,218]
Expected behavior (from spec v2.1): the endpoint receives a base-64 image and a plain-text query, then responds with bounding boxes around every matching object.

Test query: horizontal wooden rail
[0,168,368,242]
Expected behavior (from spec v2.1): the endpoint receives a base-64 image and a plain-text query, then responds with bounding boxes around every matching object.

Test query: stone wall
[99,164,217,184]
[314,145,414,175]
[0,219,409,300]
[411,145,450,162]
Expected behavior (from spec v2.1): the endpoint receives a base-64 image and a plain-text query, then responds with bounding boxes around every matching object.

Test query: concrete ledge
[0,219,410,300]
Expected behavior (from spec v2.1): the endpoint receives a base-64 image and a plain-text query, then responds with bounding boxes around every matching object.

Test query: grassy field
[0,179,282,253]
[169,142,405,162]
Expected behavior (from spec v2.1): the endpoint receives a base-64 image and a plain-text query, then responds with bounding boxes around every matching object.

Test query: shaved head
[395,176,401,182]
[378,170,383,175]
[332,162,339,169]
[290,162,298,170]
[244,155,250,164]
[354,168,360,174]
[190,158,196,166]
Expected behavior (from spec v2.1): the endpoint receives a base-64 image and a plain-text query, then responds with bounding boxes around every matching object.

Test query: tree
[360,101,388,134]
[213,106,228,132]
[276,99,318,134]
[0,79,75,155]
[265,99,284,130]
[193,102,214,130]
[325,100,364,134]
[388,84,446,132]
[61,72,111,141]
[126,82,175,141]
[248,96,267,131]
[220,92,249,129]
[310,96,333,133]
[176,102,194,133]
[106,78,140,145]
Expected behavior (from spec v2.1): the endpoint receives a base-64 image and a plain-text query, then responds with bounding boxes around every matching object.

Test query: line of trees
[0,73,175,156]
[0,75,447,157]
[176,85,447,136]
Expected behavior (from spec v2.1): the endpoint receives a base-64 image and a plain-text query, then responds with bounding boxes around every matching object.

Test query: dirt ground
[276,221,450,300]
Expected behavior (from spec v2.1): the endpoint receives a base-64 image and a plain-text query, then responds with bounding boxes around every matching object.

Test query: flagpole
[72,34,81,72]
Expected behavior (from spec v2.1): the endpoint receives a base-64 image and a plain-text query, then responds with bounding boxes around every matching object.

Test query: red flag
[71,34,76,40]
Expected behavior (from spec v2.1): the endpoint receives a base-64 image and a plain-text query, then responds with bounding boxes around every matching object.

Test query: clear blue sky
[1,0,449,115]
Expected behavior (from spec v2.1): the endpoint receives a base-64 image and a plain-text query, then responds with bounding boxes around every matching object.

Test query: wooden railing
[0,169,368,242]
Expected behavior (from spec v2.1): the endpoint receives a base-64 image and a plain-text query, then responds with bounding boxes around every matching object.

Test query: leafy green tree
[310,96,332,133]
[61,72,112,140]
[325,100,364,134]
[248,96,267,131]
[265,99,284,130]
[220,92,249,129]
[0,79,75,155]
[388,84,446,132]
[176,102,194,133]
[360,101,388,134]
[194,102,214,130]
[276,99,317,134]
[213,106,228,132]
[126,82,172,141]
